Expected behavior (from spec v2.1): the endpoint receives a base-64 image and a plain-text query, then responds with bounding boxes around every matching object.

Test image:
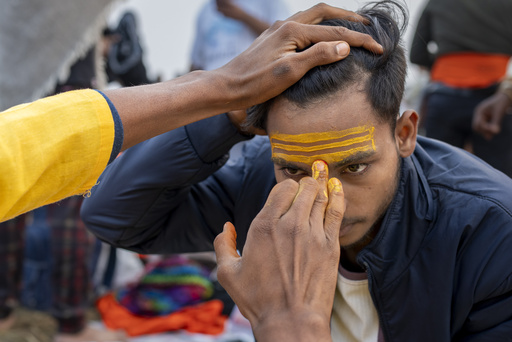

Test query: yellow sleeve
[0,89,115,222]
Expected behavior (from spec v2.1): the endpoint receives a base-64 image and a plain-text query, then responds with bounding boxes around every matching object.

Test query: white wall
[109,0,427,81]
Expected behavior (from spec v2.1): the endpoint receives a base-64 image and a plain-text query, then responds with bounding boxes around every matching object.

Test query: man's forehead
[269,124,376,166]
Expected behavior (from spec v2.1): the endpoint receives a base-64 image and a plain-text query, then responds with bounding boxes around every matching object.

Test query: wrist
[172,69,242,118]
[204,68,245,111]
[252,311,332,342]
[499,78,512,102]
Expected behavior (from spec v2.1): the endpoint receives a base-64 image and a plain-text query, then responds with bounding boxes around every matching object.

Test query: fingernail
[224,222,237,239]
[328,178,342,193]
[312,160,327,180]
[336,42,349,57]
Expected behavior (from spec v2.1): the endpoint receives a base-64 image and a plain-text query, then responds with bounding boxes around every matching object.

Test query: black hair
[245,1,408,132]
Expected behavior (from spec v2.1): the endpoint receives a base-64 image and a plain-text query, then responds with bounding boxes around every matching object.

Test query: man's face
[267,86,401,248]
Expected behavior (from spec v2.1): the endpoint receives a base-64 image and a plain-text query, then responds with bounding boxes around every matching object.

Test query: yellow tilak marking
[271,126,373,144]
[270,126,376,165]
[272,145,374,165]
[312,167,320,180]
[271,134,372,153]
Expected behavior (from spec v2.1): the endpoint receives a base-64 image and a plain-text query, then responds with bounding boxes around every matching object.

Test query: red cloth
[431,52,510,88]
[96,293,227,336]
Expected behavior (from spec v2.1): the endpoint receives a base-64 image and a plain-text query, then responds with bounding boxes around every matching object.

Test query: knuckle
[312,2,328,12]
[359,33,376,48]
[251,214,275,235]
[270,19,285,30]
[278,178,300,192]
[284,218,304,237]
[215,264,231,286]
[315,194,329,205]
[277,21,298,36]
[312,43,334,62]
[339,26,349,35]
[328,206,345,221]
[300,176,318,188]
[362,33,374,43]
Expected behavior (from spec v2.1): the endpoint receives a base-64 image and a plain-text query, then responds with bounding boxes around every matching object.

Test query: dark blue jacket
[82,114,512,341]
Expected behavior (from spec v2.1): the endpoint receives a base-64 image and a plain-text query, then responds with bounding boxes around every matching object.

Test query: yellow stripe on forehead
[270,126,372,144]
[270,125,376,165]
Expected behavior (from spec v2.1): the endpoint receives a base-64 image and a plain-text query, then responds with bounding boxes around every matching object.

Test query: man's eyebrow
[270,157,307,170]
[333,150,377,168]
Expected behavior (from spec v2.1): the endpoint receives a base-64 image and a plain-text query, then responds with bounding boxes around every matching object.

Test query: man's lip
[339,222,354,237]
[339,219,362,237]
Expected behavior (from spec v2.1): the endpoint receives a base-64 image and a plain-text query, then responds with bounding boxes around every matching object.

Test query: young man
[82,2,512,341]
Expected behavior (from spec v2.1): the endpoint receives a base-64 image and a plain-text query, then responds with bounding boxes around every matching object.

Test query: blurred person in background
[409,0,512,176]
[190,0,289,71]
[472,76,512,141]
[103,11,155,87]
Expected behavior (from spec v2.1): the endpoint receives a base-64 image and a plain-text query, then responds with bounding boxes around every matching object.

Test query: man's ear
[395,110,418,158]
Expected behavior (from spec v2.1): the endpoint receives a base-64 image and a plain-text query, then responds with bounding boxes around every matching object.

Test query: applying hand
[214,161,345,341]
[214,3,383,111]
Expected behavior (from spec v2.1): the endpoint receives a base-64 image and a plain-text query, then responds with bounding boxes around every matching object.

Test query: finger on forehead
[295,24,383,54]
[259,179,300,219]
[288,3,369,25]
[282,177,319,221]
[309,160,329,225]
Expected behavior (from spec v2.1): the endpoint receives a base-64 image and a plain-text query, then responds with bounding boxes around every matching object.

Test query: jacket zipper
[363,260,390,342]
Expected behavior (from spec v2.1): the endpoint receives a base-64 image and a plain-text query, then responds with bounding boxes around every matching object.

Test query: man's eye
[344,164,369,174]
[282,167,307,177]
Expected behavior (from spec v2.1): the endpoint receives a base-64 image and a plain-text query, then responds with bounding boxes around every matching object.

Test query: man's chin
[338,222,360,247]
[338,220,379,251]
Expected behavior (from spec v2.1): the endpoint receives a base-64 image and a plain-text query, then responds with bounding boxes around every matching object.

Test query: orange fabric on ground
[96,293,227,336]
[431,53,510,88]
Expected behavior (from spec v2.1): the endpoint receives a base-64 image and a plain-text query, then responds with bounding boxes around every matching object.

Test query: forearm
[105,70,239,150]
[81,114,247,249]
